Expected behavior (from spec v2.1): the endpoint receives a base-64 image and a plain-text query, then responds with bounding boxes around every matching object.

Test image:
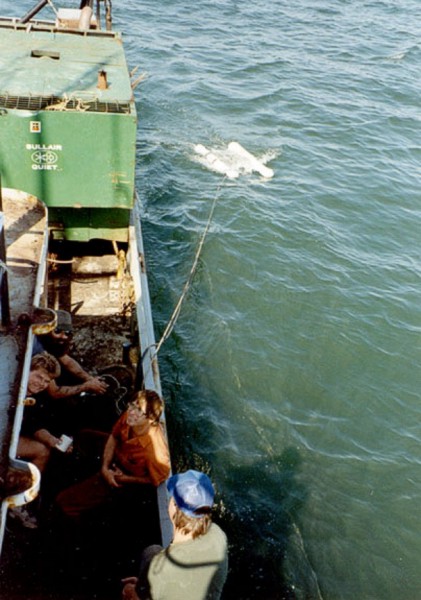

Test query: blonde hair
[172,505,212,539]
[31,352,61,378]
[132,389,163,424]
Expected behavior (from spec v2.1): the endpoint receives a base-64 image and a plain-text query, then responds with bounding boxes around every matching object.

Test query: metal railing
[0,177,10,326]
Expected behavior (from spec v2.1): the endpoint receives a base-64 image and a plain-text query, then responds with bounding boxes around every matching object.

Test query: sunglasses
[128,403,147,416]
[54,328,72,336]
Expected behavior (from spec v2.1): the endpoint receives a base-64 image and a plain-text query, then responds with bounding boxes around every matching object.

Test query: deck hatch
[30,49,61,60]
[0,94,131,114]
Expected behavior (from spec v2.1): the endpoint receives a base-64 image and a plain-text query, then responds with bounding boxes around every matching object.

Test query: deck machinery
[0,1,171,570]
[0,3,137,242]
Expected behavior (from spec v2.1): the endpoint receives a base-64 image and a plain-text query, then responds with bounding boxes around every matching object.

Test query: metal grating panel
[0,94,131,114]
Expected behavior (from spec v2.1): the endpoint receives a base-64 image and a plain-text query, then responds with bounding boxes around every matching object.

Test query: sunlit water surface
[3,0,421,598]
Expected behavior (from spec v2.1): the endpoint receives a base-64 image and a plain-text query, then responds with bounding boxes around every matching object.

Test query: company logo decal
[31,150,58,165]
[26,143,63,171]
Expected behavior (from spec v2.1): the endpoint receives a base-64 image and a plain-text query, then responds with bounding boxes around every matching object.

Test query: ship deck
[0,191,48,492]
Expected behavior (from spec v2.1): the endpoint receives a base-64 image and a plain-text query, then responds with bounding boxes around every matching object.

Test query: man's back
[148,523,228,600]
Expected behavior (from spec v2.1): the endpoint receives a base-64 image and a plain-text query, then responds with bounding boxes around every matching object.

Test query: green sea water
[4,0,421,598]
[123,1,420,598]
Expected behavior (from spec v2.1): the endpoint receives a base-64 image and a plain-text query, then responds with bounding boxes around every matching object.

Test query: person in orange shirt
[56,389,170,519]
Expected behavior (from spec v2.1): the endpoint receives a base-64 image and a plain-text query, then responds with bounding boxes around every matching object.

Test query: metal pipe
[105,0,112,31]
[96,0,101,30]
[78,5,93,31]
[0,177,11,326]
[20,0,49,24]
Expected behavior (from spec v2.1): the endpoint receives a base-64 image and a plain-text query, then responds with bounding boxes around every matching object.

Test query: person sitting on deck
[17,352,65,474]
[33,309,108,399]
[121,470,229,600]
[32,308,128,432]
[55,389,170,520]
[11,352,65,529]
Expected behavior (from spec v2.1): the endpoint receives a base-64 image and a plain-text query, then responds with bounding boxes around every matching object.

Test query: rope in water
[154,176,227,357]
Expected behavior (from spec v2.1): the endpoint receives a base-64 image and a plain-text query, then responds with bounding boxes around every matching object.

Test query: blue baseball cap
[167,470,215,518]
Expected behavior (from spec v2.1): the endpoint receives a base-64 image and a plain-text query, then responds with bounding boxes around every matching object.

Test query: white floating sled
[194,144,238,179]
[194,142,274,179]
[227,142,274,178]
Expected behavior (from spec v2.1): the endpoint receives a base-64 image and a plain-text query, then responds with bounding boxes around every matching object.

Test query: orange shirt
[112,412,170,486]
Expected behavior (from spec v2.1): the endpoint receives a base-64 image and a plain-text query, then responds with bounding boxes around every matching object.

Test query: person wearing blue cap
[121,469,228,599]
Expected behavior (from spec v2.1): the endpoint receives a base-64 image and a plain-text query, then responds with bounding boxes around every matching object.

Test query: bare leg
[17,436,51,472]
